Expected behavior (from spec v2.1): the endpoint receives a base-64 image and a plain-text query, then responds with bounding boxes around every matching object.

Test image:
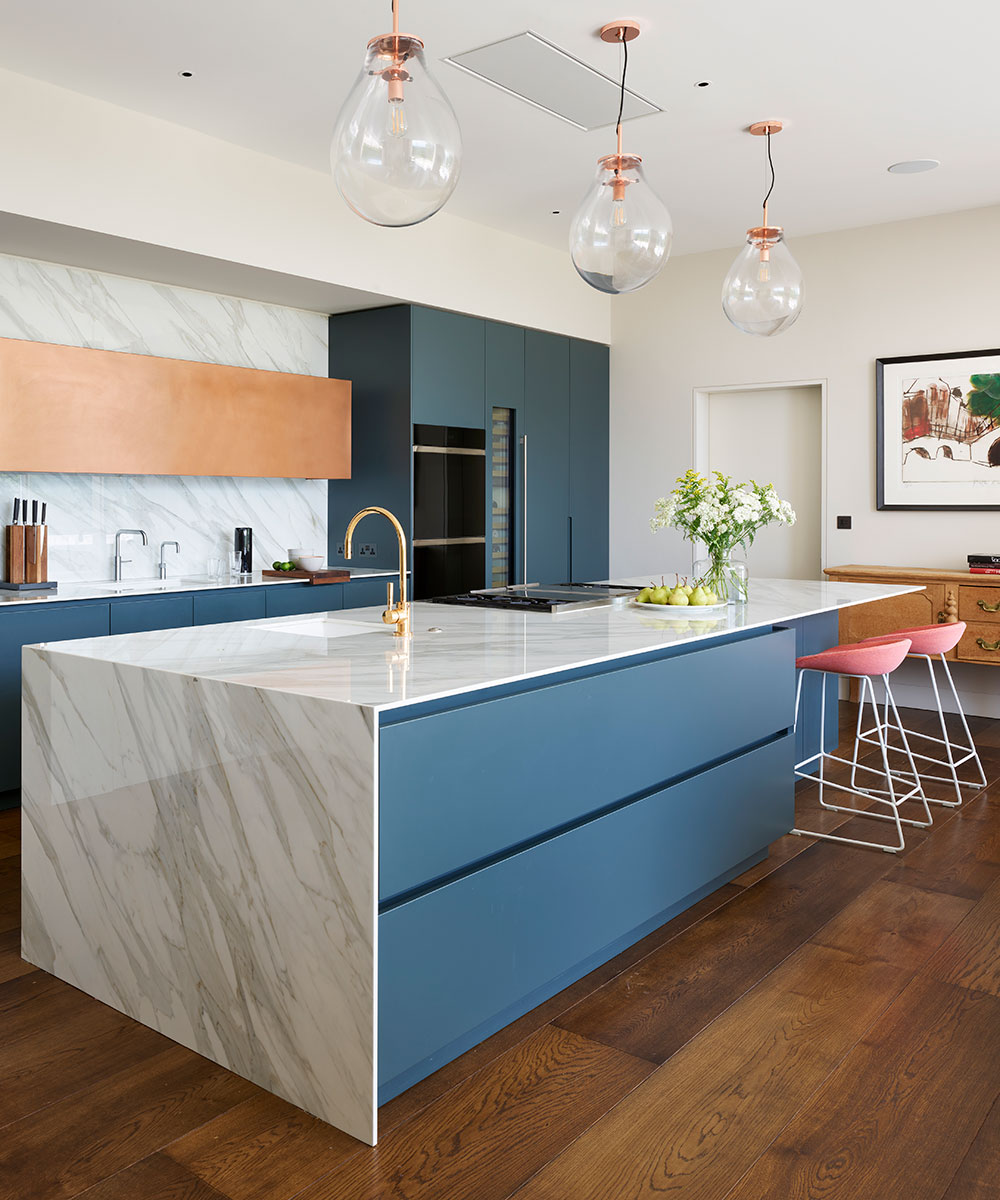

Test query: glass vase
[692,551,748,606]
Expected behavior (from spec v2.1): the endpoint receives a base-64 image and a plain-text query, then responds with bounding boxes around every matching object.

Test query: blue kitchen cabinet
[524,330,571,583]
[193,588,267,626]
[264,583,345,618]
[343,577,392,610]
[486,321,525,584]
[569,339,610,582]
[0,601,110,794]
[110,594,194,635]
[410,308,486,429]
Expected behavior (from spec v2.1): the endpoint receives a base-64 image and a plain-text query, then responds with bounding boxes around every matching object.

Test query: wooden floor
[3,703,1000,1200]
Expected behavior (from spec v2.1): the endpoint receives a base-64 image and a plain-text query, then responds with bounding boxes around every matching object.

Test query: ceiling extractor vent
[444,31,662,131]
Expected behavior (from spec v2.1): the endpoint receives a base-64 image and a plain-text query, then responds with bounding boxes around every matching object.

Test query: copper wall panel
[0,337,351,478]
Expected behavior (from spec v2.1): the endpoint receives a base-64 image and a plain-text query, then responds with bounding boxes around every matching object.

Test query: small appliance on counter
[430,582,637,614]
[234,526,253,576]
[2,497,56,593]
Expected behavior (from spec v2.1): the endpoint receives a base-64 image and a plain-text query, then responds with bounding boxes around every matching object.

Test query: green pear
[637,586,652,603]
[667,587,689,606]
[689,586,709,606]
[652,586,670,604]
[704,590,718,605]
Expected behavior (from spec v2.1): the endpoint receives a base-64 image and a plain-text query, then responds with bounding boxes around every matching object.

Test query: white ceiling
[2,0,998,257]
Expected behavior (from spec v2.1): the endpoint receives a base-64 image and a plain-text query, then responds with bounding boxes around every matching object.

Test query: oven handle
[521,434,528,584]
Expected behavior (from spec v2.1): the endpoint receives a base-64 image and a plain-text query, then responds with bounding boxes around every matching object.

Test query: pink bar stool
[855,621,986,806]
[792,637,932,853]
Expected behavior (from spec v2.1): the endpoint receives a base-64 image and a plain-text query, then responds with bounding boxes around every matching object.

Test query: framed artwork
[877,348,1000,510]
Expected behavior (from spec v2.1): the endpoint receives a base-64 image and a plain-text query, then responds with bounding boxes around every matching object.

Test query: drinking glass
[206,557,224,579]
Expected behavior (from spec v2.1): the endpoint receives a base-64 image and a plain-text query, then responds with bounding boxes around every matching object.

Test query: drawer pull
[976,637,1000,652]
[978,599,1000,613]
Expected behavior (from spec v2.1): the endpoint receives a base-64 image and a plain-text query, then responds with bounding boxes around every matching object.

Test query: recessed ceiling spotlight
[694,80,711,88]
[887,159,939,174]
[177,70,194,78]
[551,210,561,214]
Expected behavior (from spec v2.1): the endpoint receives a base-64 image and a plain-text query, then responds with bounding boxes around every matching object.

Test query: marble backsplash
[0,253,330,583]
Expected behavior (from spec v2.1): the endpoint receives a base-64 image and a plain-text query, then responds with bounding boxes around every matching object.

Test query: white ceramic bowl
[292,554,324,572]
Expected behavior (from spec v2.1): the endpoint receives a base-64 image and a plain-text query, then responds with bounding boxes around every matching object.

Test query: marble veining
[37,577,922,712]
[0,252,330,582]
[21,648,377,1142]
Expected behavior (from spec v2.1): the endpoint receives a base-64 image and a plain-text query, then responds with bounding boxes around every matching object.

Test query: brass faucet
[344,506,411,638]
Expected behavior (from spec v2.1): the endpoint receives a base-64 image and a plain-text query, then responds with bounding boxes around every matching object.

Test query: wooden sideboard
[824,564,1000,665]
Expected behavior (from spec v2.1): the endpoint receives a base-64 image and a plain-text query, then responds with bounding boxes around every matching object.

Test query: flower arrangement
[650,469,796,602]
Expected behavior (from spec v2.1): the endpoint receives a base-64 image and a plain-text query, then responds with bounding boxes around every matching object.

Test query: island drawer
[378,732,793,1100]
[378,627,795,903]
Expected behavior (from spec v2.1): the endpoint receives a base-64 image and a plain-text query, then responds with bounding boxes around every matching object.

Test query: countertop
[32,576,921,712]
[0,567,397,607]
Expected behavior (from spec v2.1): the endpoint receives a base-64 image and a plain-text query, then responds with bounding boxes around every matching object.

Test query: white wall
[610,203,1000,577]
[0,68,610,344]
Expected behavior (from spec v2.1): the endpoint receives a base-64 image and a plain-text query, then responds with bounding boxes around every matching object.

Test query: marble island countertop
[33,576,920,711]
[0,566,397,606]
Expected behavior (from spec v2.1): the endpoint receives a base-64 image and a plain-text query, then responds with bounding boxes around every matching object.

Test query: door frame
[692,378,829,571]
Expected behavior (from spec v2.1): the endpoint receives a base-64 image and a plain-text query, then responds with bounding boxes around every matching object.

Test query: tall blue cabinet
[328,305,610,589]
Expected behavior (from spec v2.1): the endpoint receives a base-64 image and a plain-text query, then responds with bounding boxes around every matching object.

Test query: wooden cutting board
[262,568,351,585]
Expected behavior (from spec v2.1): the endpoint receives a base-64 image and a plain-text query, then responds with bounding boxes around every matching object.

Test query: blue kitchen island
[19,577,915,1145]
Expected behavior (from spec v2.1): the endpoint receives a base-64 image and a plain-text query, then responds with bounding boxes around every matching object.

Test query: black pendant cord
[762,128,776,221]
[616,35,628,136]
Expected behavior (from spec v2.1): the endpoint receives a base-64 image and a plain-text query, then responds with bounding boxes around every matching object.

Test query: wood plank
[811,879,974,970]
[941,1094,1000,1200]
[722,977,1000,1200]
[71,1154,229,1200]
[512,944,909,1200]
[0,806,19,837]
[0,831,19,859]
[0,927,34,984]
[164,1093,363,1200]
[885,798,1000,900]
[0,1046,258,1200]
[378,883,744,1132]
[554,839,892,1063]
[0,855,18,932]
[292,1026,653,1200]
[924,876,1000,997]
[729,832,812,886]
[0,984,175,1124]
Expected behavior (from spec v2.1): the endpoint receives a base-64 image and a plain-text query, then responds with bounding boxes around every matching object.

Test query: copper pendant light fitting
[599,20,641,42]
[749,120,783,136]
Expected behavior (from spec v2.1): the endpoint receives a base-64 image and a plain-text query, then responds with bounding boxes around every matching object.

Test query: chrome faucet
[114,528,148,581]
[158,540,180,579]
[344,506,410,638]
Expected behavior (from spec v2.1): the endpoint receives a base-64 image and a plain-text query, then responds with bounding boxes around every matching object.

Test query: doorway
[693,382,825,579]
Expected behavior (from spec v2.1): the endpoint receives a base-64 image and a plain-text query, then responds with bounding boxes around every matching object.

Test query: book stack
[968,555,1000,575]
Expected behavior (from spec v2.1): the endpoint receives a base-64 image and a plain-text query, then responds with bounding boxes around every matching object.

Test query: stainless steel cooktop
[429,582,638,614]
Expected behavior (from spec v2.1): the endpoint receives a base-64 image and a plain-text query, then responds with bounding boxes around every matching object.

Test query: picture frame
[877,347,1000,511]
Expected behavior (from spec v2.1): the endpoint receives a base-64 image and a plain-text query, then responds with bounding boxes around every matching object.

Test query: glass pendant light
[331,0,462,227]
[722,120,804,336]
[569,21,672,294]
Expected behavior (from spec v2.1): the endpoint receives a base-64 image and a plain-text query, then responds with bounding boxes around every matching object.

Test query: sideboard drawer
[955,621,1000,663]
[958,585,1000,623]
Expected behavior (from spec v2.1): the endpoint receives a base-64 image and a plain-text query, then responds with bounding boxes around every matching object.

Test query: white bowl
[287,547,316,560]
[292,554,324,572]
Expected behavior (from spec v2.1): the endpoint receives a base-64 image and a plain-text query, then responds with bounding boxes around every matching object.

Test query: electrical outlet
[836,515,852,530]
[336,543,345,557]
[359,543,377,557]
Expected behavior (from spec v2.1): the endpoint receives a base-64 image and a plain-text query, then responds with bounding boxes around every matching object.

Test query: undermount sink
[89,580,177,594]
[250,616,386,640]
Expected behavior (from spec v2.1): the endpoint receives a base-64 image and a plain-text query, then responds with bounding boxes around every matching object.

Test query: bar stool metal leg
[791,668,926,853]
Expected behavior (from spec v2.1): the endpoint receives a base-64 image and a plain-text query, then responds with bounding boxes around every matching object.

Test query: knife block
[4,524,25,583]
[24,525,47,583]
